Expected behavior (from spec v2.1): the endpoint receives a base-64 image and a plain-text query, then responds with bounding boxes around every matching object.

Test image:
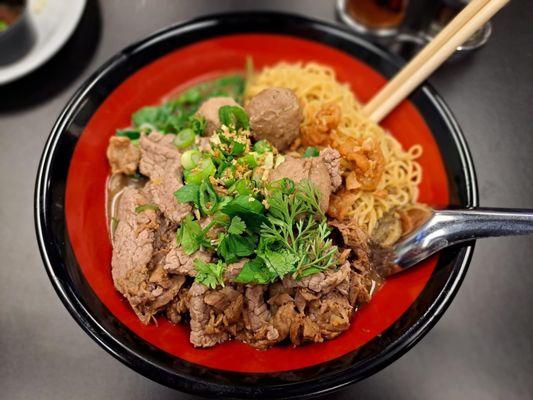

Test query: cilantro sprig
[235,180,338,284]
[194,259,225,289]
[175,215,213,255]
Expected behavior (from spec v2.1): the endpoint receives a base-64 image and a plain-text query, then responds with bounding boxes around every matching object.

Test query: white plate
[0,0,86,85]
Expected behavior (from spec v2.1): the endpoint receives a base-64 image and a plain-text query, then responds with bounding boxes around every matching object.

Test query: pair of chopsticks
[363,0,510,124]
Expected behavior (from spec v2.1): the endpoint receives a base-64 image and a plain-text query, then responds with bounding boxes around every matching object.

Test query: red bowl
[35,12,477,399]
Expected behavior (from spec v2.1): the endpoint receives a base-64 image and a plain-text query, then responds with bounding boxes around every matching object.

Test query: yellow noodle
[246,62,423,234]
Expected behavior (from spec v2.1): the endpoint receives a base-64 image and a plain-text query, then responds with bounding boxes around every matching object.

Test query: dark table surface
[1,1,532,399]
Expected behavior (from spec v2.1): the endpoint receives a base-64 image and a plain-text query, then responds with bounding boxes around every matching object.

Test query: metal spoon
[388,208,533,275]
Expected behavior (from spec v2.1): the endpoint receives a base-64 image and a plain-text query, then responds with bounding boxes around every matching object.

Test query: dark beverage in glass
[346,0,410,30]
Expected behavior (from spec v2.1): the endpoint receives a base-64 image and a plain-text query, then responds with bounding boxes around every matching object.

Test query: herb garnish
[115,75,245,138]
[234,180,338,283]
[194,259,225,289]
[168,96,339,287]
[303,146,320,158]
[176,215,212,255]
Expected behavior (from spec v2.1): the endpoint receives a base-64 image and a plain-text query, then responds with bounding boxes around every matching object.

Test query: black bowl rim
[34,11,478,399]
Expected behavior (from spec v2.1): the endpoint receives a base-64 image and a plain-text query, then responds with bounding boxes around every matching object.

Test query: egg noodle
[245,62,423,234]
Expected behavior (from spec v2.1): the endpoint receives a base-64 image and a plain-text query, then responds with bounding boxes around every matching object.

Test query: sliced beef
[166,286,189,324]
[300,316,323,343]
[267,285,323,345]
[163,244,212,276]
[269,155,333,212]
[111,187,184,323]
[272,301,302,344]
[329,219,371,263]
[244,285,272,331]
[151,217,178,266]
[319,147,342,192]
[326,219,378,303]
[240,285,280,349]
[111,187,156,315]
[204,286,244,333]
[163,237,243,279]
[307,291,353,340]
[348,270,373,306]
[107,136,140,175]
[283,262,351,294]
[139,131,191,223]
[294,288,319,313]
[188,282,229,347]
[188,283,246,347]
[148,269,186,312]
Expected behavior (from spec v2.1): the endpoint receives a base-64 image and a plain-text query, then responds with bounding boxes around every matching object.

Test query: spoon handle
[394,208,533,268]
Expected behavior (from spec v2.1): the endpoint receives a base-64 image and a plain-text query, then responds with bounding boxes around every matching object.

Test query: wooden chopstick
[363,0,490,119]
[363,0,509,124]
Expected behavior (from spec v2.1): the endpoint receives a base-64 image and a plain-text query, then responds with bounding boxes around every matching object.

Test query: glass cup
[337,0,411,36]
[337,0,492,60]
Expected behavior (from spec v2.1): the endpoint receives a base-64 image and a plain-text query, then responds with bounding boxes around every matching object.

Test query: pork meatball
[269,156,332,212]
[197,97,241,135]
[245,87,302,151]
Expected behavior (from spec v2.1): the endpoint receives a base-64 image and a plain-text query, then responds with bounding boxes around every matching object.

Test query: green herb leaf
[228,179,254,196]
[303,147,320,158]
[116,129,141,140]
[227,216,246,235]
[218,233,256,263]
[132,106,167,129]
[234,258,275,284]
[194,259,225,289]
[135,204,158,213]
[177,87,202,105]
[176,215,211,255]
[215,197,232,213]
[189,115,207,136]
[222,195,266,232]
[222,195,264,216]
[174,184,200,206]
[238,154,258,168]
[258,248,297,277]
[298,266,321,278]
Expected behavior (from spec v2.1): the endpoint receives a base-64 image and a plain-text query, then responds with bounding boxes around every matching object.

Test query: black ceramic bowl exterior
[35,12,478,399]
